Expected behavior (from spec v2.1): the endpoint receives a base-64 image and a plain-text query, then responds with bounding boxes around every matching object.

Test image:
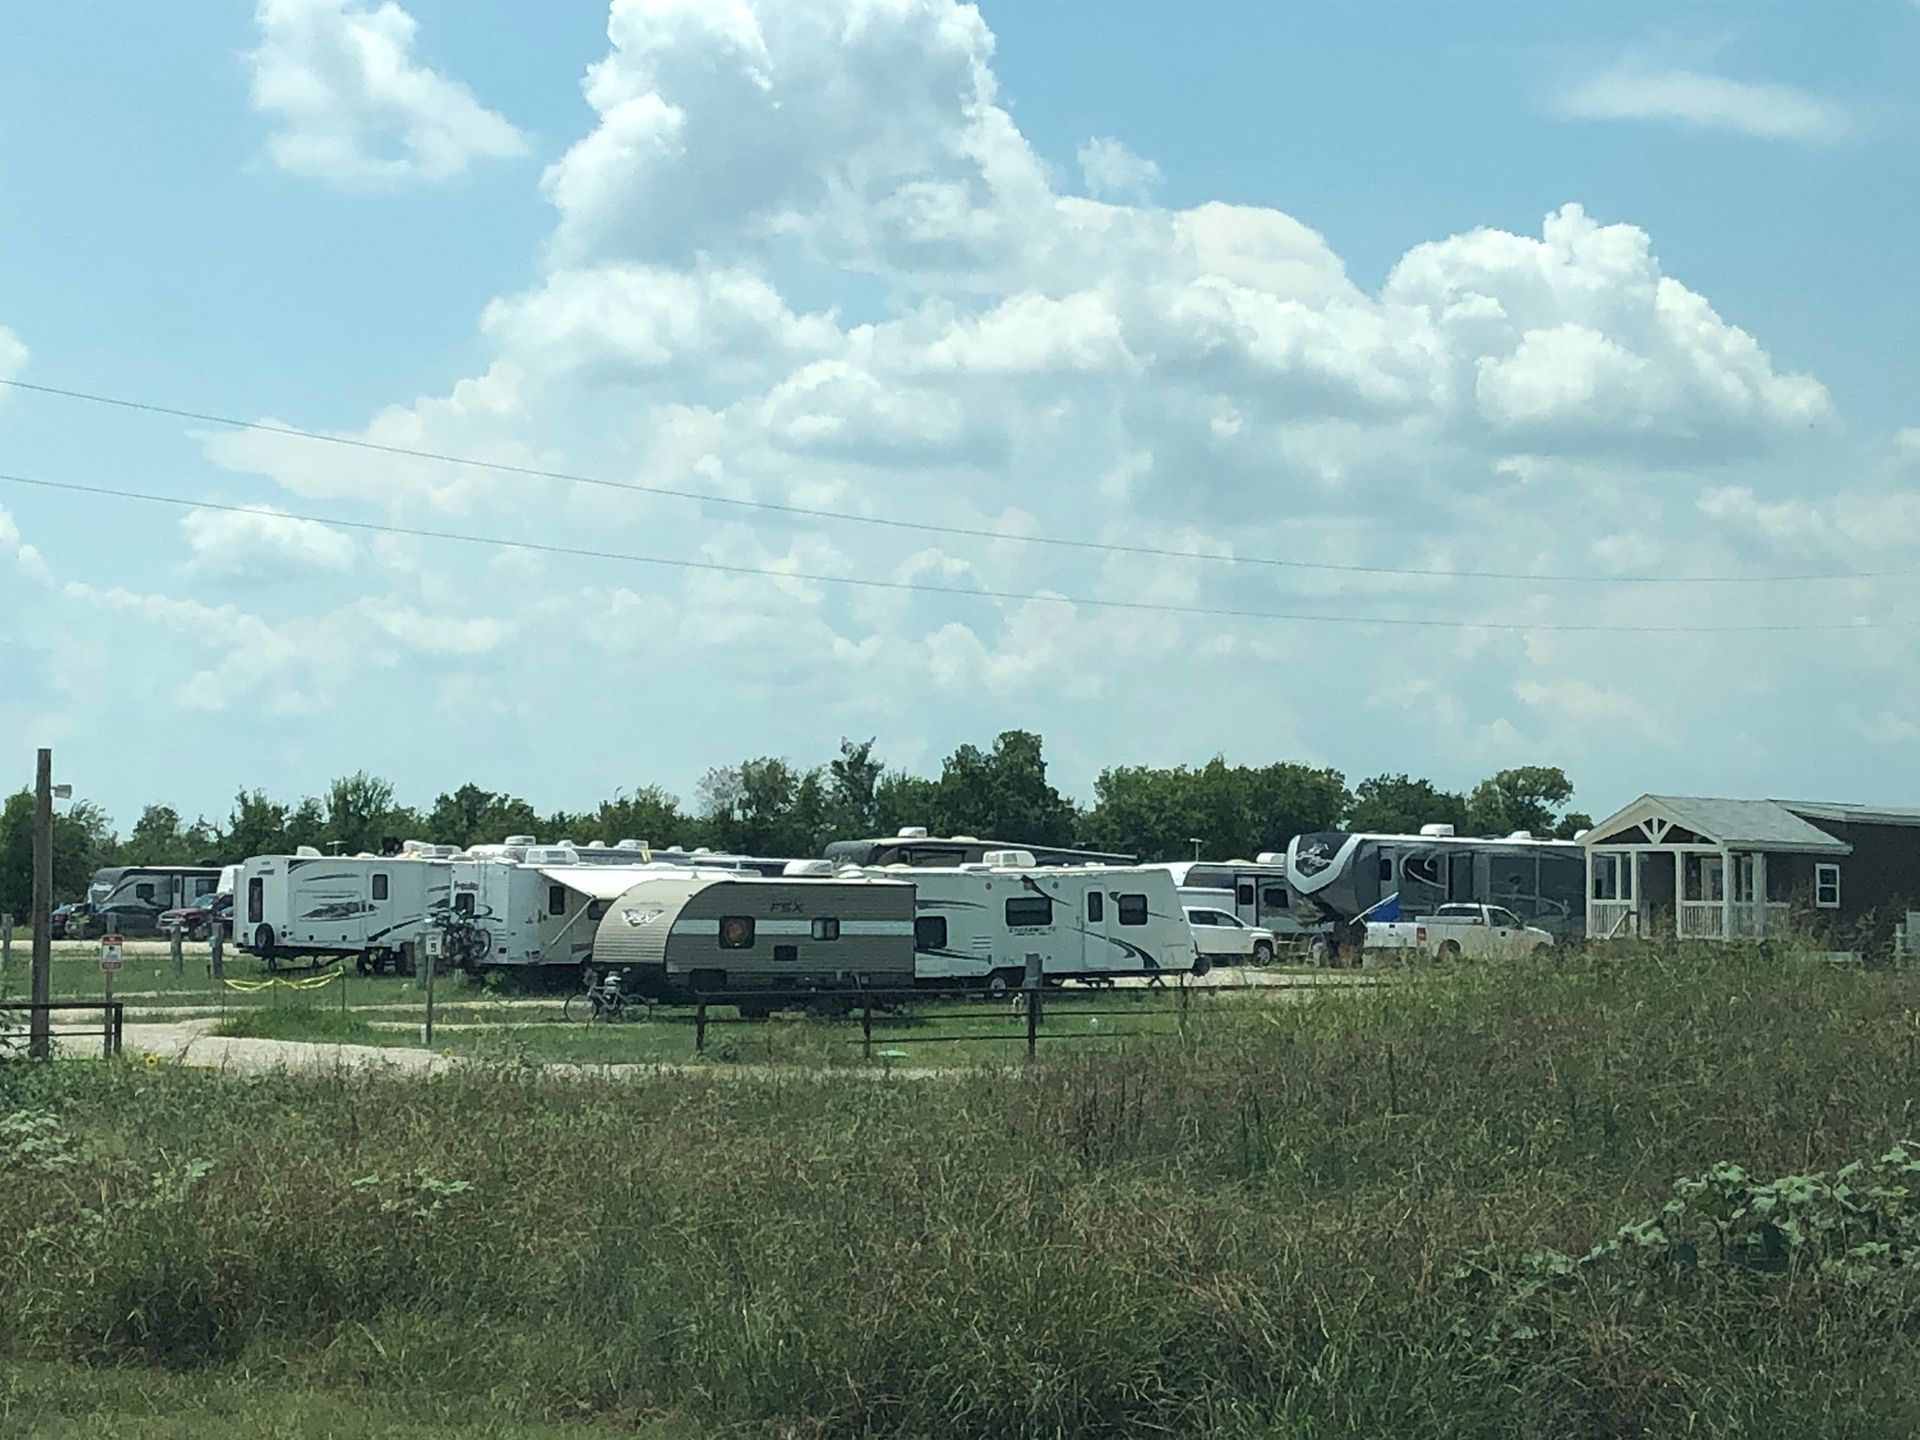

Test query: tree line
[0,732,1591,912]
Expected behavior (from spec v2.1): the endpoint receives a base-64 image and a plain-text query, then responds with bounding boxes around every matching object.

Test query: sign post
[99,931,124,1011]
[422,931,442,1047]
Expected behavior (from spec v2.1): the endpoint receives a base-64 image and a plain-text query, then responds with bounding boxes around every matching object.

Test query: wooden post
[1,912,11,985]
[861,997,873,1060]
[170,925,184,977]
[29,748,52,1059]
[209,925,225,980]
[423,940,437,1047]
[1023,952,1043,1059]
[695,1000,708,1053]
[1753,853,1769,941]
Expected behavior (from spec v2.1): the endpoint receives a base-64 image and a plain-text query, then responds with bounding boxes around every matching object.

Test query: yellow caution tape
[222,969,342,992]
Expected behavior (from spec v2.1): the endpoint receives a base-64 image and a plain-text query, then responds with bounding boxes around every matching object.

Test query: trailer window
[247,877,263,924]
[774,944,798,963]
[454,892,474,916]
[1005,896,1053,927]
[1261,885,1288,910]
[1378,856,1393,883]
[810,917,840,941]
[1087,891,1103,922]
[1815,864,1841,909]
[136,883,155,902]
[719,916,755,949]
[372,874,389,901]
[548,885,566,916]
[1237,881,1254,906]
[1118,894,1148,926]
[914,916,947,951]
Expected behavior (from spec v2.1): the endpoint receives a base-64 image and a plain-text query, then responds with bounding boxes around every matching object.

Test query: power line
[0,375,1899,587]
[0,468,1908,636]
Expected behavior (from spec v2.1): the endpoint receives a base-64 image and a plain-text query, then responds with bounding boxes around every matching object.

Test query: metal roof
[1590,795,1850,853]
[536,865,682,900]
[1773,800,1920,829]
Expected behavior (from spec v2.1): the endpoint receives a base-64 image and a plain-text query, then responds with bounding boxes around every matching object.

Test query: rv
[76,865,223,938]
[1284,826,1586,953]
[588,870,918,1012]
[236,848,461,971]
[824,827,1134,870]
[865,852,1200,995]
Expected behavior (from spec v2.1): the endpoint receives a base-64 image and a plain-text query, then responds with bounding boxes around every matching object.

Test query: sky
[1,0,1917,833]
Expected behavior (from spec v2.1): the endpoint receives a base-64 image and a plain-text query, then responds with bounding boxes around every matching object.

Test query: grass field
[5,946,1920,1437]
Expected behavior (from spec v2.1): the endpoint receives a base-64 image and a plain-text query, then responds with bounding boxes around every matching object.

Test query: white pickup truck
[1364,903,1553,962]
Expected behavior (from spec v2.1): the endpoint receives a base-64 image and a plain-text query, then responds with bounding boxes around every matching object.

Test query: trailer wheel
[396,942,416,977]
[253,924,277,961]
[984,970,1020,1000]
[738,1002,773,1021]
[354,951,374,975]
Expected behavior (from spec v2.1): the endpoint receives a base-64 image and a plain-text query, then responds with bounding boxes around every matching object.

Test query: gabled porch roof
[1585,794,1851,856]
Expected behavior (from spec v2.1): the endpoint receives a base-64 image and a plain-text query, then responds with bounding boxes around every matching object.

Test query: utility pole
[29,748,52,1058]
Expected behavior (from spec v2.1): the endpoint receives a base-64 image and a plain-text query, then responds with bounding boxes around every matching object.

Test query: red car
[158,894,232,943]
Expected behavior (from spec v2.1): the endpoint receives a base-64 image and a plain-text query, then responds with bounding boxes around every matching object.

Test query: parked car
[1184,905,1277,967]
[159,893,232,943]
[1364,903,1553,962]
[48,902,88,940]
[70,902,166,940]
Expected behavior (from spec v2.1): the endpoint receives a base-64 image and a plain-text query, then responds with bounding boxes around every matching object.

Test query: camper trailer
[589,870,917,1011]
[236,848,462,970]
[866,853,1200,994]
[1285,826,1585,953]
[1147,859,1313,941]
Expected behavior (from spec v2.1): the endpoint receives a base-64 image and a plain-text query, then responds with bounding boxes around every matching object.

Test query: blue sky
[1,0,1916,833]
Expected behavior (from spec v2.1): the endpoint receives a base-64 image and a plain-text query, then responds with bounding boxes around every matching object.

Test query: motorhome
[862,852,1200,994]
[824,827,1134,870]
[1284,826,1585,951]
[77,865,223,937]
[588,870,917,1011]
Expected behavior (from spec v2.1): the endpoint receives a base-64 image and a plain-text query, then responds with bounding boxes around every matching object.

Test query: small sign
[423,931,444,959]
[99,934,125,972]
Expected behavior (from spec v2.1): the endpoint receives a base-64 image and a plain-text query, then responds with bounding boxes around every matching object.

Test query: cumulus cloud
[1555,66,1847,143]
[1077,136,1160,201]
[251,0,527,184]
[0,504,52,586]
[179,506,356,581]
[0,325,26,382]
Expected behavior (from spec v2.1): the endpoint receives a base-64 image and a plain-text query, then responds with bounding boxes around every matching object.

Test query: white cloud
[1897,428,1920,462]
[0,504,52,586]
[1077,136,1160,201]
[0,325,26,382]
[251,0,527,184]
[179,506,356,581]
[1555,67,1847,143]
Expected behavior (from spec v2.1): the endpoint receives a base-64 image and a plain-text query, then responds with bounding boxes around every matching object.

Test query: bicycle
[565,968,641,1023]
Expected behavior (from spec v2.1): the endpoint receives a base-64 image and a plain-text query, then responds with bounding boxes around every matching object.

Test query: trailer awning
[535,866,671,900]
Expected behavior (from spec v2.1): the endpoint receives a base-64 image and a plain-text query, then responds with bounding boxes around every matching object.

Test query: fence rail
[0,1001,125,1059]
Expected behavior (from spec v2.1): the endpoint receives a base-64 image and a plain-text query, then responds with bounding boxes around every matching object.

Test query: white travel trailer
[236,848,461,971]
[865,853,1201,995]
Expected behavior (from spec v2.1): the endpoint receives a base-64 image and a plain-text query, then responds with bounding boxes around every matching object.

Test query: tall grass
[3,947,1918,1437]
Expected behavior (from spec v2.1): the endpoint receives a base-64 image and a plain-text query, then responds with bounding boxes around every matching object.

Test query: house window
[1005,896,1053,928]
[719,916,756,949]
[372,874,389,901]
[548,885,567,916]
[1591,854,1632,901]
[1118,894,1148,926]
[1815,864,1841,909]
[1086,891,1103,922]
[248,877,263,924]
[810,917,840,941]
[914,916,947,951]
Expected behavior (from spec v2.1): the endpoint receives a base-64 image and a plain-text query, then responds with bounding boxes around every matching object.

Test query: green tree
[322,772,401,855]
[424,784,540,850]
[580,786,695,852]
[932,731,1079,847]
[1348,774,1470,835]
[1086,757,1348,860]
[873,772,941,838]
[115,804,217,865]
[1466,766,1577,838]
[223,790,290,860]
[827,737,885,837]
[0,791,115,915]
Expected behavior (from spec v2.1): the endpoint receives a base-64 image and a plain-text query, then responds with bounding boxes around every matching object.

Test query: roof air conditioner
[983,849,1037,869]
[295,845,321,857]
[1504,830,1533,841]
[896,825,930,838]
[504,835,537,847]
[1419,824,1457,837]
[1255,852,1284,865]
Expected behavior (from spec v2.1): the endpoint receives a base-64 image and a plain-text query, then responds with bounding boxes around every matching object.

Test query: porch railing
[1678,902,1724,939]
[1589,900,1635,938]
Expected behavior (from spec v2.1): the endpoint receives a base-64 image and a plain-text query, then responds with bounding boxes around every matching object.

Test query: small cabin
[1583,794,1920,952]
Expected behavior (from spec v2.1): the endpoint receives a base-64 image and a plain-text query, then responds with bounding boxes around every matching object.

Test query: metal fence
[0,1001,125,1059]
